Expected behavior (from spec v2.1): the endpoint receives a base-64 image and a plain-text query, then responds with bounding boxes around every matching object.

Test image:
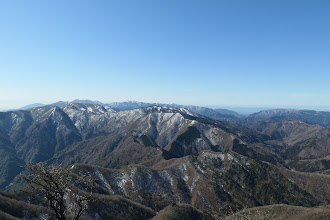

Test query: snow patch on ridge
[95,170,114,194]
[117,173,129,195]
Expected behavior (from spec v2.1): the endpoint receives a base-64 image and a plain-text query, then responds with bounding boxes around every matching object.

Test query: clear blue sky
[1,0,329,110]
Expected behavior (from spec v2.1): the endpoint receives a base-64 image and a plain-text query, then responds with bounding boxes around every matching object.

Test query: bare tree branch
[20,163,94,220]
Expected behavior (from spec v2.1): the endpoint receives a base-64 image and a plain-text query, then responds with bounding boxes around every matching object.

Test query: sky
[0,0,329,110]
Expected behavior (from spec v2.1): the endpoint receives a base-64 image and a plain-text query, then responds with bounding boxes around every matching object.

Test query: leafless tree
[21,163,94,220]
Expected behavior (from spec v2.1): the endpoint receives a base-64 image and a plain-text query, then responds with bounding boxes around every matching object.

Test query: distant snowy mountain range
[11,100,330,119]
[15,100,243,119]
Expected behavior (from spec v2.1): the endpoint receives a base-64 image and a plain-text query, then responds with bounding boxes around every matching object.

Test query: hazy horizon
[2,99,330,115]
[1,1,329,111]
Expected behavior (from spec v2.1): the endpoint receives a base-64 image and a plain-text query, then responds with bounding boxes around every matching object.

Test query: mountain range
[0,101,329,219]
[16,100,243,119]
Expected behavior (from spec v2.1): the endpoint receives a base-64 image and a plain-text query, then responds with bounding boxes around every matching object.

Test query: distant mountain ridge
[12,101,330,118]
[15,100,243,121]
[108,101,243,120]
[17,99,103,110]
[250,109,330,128]
[19,103,45,110]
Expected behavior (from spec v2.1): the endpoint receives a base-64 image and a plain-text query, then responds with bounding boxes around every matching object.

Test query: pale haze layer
[0,0,329,110]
